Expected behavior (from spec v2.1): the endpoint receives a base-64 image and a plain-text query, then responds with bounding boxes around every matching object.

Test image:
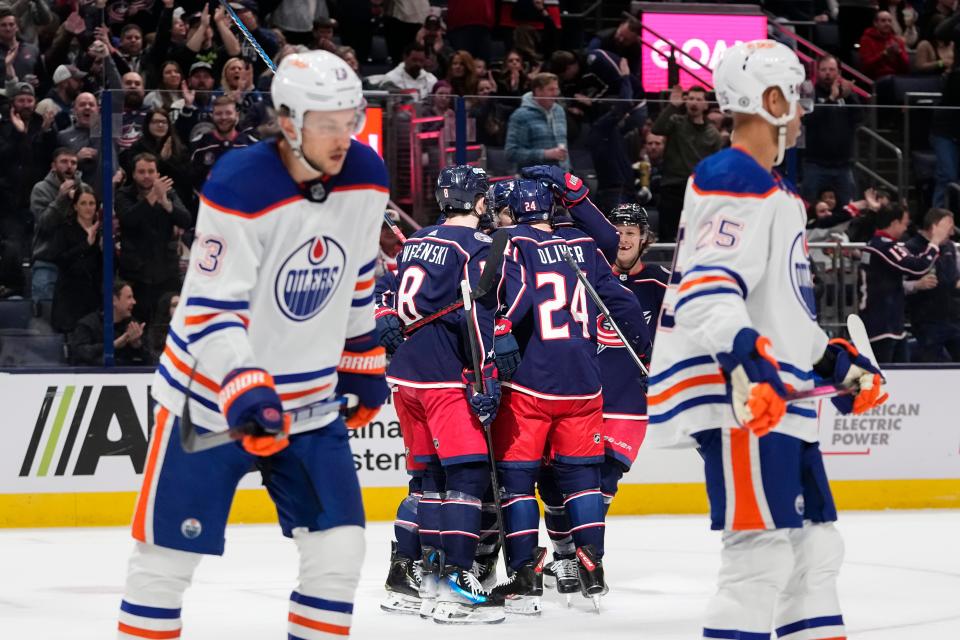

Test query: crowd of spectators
[1,0,960,366]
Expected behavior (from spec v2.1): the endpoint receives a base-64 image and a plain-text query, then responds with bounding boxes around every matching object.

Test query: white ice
[2,511,959,639]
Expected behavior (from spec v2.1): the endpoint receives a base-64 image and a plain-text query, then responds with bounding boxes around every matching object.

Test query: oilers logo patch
[788,232,817,320]
[181,518,202,539]
[275,236,346,321]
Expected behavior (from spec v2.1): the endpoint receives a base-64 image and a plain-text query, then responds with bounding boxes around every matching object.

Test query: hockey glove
[375,306,405,355]
[815,338,888,415]
[462,363,501,426]
[337,332,390,429]
[219,368,291,456]
[716,328,789,437]
[493,318,521,382]
[521,165,589,206]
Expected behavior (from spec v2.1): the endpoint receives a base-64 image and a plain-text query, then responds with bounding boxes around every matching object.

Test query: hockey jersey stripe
[329,183,390,194]
[353,277,374,292]
[184,297,249,311]
[275,366,337,384]
[674,287,743,313]
[691,181,778,200]
[162,346,219,393]
[703,628,770,640]
[678,275,740,294]
[184,312,250,327]
[156,365,220,412]
[776,614,845,638]
[117,622,181,638]
[187,321,247,344]
[683,265,749,297]
[289,592,354,614]
[132,407,169,544]
[648,395,729,424]
[279,384,332,401]
[120,602,182,619]
[786,405,817,418]
[287,613,350,636]
[199,192,303,219]
[778,362,814,380]
[351,294,374,307]
[648,354,715,386]
[647,372,726,406]
[358,258,376,276]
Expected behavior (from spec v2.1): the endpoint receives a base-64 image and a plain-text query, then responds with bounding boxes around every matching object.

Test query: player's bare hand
[9,109,25,133]
[181,80,195,106]
[77,146,98,161]
[916,272,938,290]
[669,83,684,107]
[4,41,18,70]
[58,179,76,198]
[544,146,567,162]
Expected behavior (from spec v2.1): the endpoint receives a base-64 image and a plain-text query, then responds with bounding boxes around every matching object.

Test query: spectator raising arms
[51,185,102,334]
[859,204,948,363]
[504,72,568,171]
[651,84,724,241]
[115,152,191,323]
[905,209,960,362]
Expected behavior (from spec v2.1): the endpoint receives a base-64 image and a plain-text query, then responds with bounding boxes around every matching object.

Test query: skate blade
[504,596,542,616]
[591,594,601,613]
[418,598,437,619]
[432,601,505,624]
[565,593,572,608]
[380,592,422,615]
[543,575,556,590]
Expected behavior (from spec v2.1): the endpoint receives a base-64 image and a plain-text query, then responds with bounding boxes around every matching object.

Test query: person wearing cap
[385,0,430,65]
[0,6,40,84]
[0,80,57,259]
[171,60,217,143]
[47,64,85,130]
[228,0,280,77]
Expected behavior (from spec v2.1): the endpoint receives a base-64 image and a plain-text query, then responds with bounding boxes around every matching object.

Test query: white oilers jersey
[152,139,389,433]
[647,147,829,448]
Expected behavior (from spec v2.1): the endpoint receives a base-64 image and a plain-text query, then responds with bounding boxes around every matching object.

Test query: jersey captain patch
[789,232,817,320]
[275,236,346,321]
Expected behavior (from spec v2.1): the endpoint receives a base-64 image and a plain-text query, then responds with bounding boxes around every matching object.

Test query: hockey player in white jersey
[117,51,391,639]
[647,41,888,640]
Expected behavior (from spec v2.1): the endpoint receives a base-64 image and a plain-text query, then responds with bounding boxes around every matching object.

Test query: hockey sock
[290,527,362,640]
[600,457,627,517]
[477,486,500,557]
[418,463,445,551]
[440,462,489,570]
[553,462,605,556]
[537,465,574,556]
[394,476,423,560]
[498,465,540,571]
[118,542,201,639]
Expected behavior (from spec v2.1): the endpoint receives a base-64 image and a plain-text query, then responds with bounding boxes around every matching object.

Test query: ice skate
[418,546,443,619]
[492,547,546,615]
[380,542,422,614]
[543,552,580,607]
[432,567,505,624]
[473,551,499,590]
[576,545,606,613]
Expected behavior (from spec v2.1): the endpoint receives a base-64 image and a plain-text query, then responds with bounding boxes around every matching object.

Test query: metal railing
[854,126,905,197]
[637,22,715,89]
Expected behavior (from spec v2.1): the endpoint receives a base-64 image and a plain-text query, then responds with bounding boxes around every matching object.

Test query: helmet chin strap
[774,125,787,166]
[757,99,795,168]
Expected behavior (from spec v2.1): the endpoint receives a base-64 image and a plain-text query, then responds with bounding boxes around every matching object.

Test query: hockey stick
[383,211,408,244]
[461,279,511,577]
[402,229,510,335]
[181,391,359,453]
[780,314,882,404]
[560,247,650,376]
[219,0,277,72]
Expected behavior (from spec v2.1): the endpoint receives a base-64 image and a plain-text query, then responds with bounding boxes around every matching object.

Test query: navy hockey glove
[521,165,589,205]
[375,307,405,355]
[716,328,789,437]
[462,363,501,426]
[219,368,290,456]
[814,338,888,415]
[493,318,521,382]
[337,331,390,429]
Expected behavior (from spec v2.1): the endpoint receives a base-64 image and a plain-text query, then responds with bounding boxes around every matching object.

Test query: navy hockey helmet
[487,179,517,215]
[507,178,556,224]
[436,164,489,214]
[607,203,650,231]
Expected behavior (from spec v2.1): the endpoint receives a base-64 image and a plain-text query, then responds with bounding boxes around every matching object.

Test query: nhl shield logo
[275,236,346,321]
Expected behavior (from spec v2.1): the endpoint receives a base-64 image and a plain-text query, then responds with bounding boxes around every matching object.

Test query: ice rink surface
[2,510,959,639]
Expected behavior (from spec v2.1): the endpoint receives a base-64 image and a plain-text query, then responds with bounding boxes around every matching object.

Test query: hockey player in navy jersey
[385,164,505,624]
[489,178,650,613]
[118,51,390,640]
[647,41,888,640]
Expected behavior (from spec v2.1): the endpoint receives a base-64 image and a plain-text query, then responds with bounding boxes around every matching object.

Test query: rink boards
[1,368,958,527]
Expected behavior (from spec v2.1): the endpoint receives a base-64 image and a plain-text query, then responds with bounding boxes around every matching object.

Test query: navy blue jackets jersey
[375,269,398,311]
[386,224,496,387]
[500,225,650,399]
[566,198,620,264]
[859,231,939,341]
[600,262,669,417]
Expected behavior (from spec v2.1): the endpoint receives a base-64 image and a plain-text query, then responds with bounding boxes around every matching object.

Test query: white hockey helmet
[271,50,366,164]
[713,40,811,164]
